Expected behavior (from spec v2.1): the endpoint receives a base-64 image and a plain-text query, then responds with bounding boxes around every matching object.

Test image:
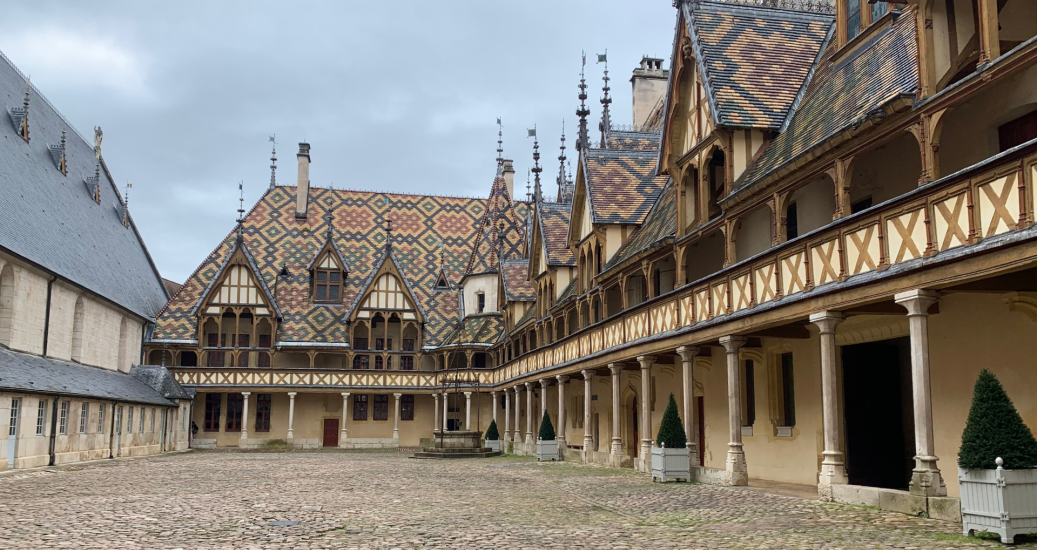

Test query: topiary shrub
[485,419,500,441]
[959,369,1037,470]
[656,393,687,449]
[538,410,555,441]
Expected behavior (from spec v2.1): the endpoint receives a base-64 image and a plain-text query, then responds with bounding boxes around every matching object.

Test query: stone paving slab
[0,451,1031,549]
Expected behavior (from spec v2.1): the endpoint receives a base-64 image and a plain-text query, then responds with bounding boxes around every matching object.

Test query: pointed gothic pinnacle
[600,52,612,147]
[269,138,278,190]
[576,52,590,152]
[496,119,504,167]
[531,134,543,204]
[324,210,334,240]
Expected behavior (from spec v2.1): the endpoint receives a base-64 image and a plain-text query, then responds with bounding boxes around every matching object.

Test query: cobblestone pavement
[0,451,1031,549]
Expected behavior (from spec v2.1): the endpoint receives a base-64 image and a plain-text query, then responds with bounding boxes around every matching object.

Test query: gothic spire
[268,135,278,190]
[576,52,590,153]
[236,181,245,242]
[598,50,612,147]
[557,121,568,202]
[530,127,543,205]
[496,118,504,168]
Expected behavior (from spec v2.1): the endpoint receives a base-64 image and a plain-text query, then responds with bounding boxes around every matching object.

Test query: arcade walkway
[0,451,1024,548]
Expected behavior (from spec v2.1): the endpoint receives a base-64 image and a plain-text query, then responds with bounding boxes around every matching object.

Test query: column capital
[491,390,499,397]
[241,391,251,397]
[581,368,594,380]
[287,392,297,398]
[809,311,845,334]
[341,392,350,397]
[675,345,700,362]
[719,335,747,353]
[524,381,534,390]
[637,355,657,369]
[608,363,624,375]
[464,391,472,398]
[393,392,402,398]
[540,378,549,388]
[556,374,568,383]
[895,289,939,316]
[433,393,440,401]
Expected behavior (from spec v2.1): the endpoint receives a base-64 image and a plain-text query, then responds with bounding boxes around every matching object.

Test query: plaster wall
[463,274,499,315]
[735,205,774,262]
[849,132,921,207]
[631,74,667,129]
[786,175,836,237]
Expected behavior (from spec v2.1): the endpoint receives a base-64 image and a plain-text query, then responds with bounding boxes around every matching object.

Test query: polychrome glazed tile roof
[153,186,503,346]
[463,169,528,278]
[441,313,504,346]
[603,178,677,274]
[501,259,536,302]
[538,202,575,266]
[686,1,833,130]
[606,130,662,151]
[583,148,669,225]
[739,10,918,188]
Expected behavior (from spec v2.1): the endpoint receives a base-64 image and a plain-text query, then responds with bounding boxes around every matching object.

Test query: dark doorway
[841,337,915,490]
[697,396,705,467]
[632,397,639,458]
[323,418,339,448]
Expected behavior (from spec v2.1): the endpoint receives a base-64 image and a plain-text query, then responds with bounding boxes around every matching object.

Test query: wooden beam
[746,325,812,340]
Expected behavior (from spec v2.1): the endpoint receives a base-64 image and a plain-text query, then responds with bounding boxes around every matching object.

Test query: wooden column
[977,0,1000,64]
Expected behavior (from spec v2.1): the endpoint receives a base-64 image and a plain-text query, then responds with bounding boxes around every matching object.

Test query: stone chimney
[295,143,310,219]
[630,57,669,130]
[502,159,515,201]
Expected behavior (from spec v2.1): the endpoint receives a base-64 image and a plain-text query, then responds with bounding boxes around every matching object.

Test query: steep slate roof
[441,313,503,346]
[603,178,677,273]
[463,169,527,279]
[0,51,168,320]
[583,148,669,225]
[0,347,176,407]
[130,364,192,400]
[154,187,503,347]
[514,301,538,328]
[685,1,833,130]
[500,259,536,301]
[738,10,918,189]
[538,202,575,266]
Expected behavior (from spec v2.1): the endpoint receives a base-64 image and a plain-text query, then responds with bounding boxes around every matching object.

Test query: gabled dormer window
[312,251,344,303]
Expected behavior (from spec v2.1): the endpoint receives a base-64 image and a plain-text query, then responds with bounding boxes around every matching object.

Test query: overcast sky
[2,1,676,283]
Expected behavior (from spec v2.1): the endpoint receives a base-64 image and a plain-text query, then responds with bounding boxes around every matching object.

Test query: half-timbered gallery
[122,0,1037,521]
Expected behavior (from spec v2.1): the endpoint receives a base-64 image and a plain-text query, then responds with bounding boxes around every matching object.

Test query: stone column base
[910,466,947,497]
[724,448,748,486]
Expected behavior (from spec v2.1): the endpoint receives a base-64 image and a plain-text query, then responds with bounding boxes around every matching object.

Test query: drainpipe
[41,276,56,356]
[47,395,59,466]
[108,401,116,458]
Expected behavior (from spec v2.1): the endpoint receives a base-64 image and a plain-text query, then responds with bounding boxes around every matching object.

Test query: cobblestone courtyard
[0,451,1030,549]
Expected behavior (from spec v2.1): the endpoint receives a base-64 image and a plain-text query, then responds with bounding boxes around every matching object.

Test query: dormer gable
[306,233,350,303]
[192,237,280,319]
[347,248,425,324]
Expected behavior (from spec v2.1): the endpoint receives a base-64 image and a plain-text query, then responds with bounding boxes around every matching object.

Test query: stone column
[582,369,593,455]
[464,392,472,431]
[676,346,700,466]
[392,393,401,440]
[525,382,534,444]
[491,391,499,426]
[240,392,250,441]
[895,290,947,497]
[443,392,450,431]
[504,389,511,442]
[286,392,297,440]
[340,392,350,446]
[719,336,748,486]
[539,379,549,422]
[433,393,440,433]
[609,363,623,461]
[809,312,847,500]
[514,386,522,444]
[637,356,656,471]
[556,375,568,449]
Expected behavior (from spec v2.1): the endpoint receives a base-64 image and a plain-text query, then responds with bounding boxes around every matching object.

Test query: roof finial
[385,212,393,250]
[122,182,132,227]
[18,77,30,141]
[268,134,278,190]
[576,52,590,153]
[496,118,504,168]
[93,126,103,159]
[92,163,101,203]
[324,210,334,240]
[529,126,542,204]
[439,241,445,266]
[525,169,531,203]
[598,50,611,148]
[557,120,567,202]
[235,181,245,242]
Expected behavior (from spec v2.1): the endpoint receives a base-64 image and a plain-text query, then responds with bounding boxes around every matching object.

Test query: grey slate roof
[0,51,168,320]
[0,346,178,406]
[130,364,192,400]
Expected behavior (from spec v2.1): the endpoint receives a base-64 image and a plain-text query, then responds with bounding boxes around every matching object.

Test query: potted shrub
[958,369,1037,544]
[485,419,501,453]
[536,411,558,461]
[652,393,690,483]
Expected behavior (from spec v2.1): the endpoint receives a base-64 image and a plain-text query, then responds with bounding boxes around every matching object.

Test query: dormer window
[311,251,345,303]
[477,292,486,313]
[842,0,889,44]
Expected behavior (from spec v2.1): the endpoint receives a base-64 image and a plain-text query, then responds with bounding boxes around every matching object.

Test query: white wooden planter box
[959,459,1037,544]
[536,439,558,461]
[486,439,501,453]
[652,444,691,483]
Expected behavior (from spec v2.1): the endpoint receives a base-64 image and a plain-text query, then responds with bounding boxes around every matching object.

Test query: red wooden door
[323,419,339,447]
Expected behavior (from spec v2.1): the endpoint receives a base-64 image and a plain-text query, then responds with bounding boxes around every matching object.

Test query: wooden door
[696,397,705,466]
[323,419,339,447]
